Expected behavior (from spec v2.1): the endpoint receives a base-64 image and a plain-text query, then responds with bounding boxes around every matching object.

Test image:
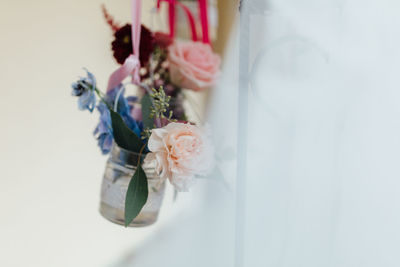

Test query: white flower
[144,123,213,191]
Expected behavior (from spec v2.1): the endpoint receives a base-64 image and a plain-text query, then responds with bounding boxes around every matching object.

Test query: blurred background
[0,0,237,266]
[5,1,400,267]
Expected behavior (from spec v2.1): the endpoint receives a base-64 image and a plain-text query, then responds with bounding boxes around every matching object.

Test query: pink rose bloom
[144,122,213,191]
[168,41,221,91]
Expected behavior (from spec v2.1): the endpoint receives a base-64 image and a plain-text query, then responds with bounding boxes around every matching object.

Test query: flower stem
[137,142,148,167]
[94,88,112,110]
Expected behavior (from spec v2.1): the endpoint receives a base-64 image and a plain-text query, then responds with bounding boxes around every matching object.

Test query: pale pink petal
[148,128,168,152]
[146,122,213,192]
[167,41,221,91]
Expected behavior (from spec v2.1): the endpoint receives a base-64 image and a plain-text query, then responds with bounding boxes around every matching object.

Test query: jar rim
[109,143,148,169]
[112,143,146,157]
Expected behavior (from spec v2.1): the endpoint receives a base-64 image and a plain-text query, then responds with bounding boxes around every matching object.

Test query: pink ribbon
[157,0,198,42]
[107,0,142,91]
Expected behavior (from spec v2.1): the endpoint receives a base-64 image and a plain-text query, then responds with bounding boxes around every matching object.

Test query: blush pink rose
[168,41,221,91]
[144,122,213,191]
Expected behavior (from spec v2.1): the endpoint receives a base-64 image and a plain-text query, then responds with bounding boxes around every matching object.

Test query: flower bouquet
[71,0,220,227]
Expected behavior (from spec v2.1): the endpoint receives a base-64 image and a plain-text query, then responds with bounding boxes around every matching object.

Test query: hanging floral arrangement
[71,0,221,227]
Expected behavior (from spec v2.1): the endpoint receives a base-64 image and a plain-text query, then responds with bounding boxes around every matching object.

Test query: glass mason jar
[99,145,166,227]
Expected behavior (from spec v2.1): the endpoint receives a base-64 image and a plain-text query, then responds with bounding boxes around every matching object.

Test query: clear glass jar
[99,145,166,227]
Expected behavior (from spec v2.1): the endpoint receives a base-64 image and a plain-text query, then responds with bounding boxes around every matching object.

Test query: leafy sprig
[149,87,177,123]
[140,86,177,140]
[149,87,171,120]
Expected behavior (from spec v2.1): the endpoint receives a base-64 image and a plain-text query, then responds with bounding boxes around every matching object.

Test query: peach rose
[144,122,213,191]
[168,41,221,91]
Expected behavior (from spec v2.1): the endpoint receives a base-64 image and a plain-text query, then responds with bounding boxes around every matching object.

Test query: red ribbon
[198,0,210,44]
[157,0,210,44]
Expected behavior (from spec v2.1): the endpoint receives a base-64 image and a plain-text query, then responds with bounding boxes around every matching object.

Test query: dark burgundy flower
[111,24,155,65]
[154,32,173,49]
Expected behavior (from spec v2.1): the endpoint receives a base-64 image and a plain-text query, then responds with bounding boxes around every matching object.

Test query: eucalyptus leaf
[110,109,143,153]
[141,94,154,130]
[124,163,149,227]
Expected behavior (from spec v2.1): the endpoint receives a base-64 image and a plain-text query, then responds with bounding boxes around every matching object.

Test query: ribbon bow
[107,0,142,91]
[157,0,210,44]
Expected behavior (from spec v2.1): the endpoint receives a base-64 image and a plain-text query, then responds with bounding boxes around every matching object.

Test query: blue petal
[98,133,113,154]
[73,69,97,113]
[94,102,113,154]
[106,85,131,115]
[77,90,96,112]
[84,68,97,91]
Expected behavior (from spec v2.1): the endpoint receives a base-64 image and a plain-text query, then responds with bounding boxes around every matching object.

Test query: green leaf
[124,163,149,227]
[110,109,143,153]
[141,94,154,130]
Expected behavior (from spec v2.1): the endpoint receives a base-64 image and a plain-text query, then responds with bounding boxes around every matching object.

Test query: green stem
[137,142,148,167]
[94,88,112,110]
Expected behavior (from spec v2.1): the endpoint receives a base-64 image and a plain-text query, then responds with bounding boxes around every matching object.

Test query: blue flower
[94,103,113,154]
[105,85,130,112]
[71,69,97,112]
[105,85,143,137]
[93,85,143,154]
